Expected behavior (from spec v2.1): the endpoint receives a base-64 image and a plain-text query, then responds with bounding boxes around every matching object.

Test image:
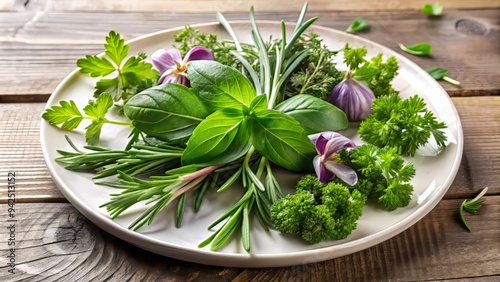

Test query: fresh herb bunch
[285,32,343,100]
[358,93,448,156]
[343,44,399,97]
[41,3,450,252]
[336,144,416,211]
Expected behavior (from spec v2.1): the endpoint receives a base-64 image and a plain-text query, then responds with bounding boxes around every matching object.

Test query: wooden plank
[0,198,497,280]
[0,9,499,101]
[452,97,500,196]
[0,103,64,202]
[3,0,500,13]
[0,97,499,202]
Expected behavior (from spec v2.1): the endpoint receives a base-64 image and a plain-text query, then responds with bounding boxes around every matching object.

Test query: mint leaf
[42,100,83,130]
[399,43,432,56]
[77,55,116,77]
[346,18,371,33]
[105,30,129,67]
[421,2,443,16]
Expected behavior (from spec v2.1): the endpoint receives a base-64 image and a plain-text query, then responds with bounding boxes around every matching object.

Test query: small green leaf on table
[345,18,371,33]
[399,43,432,56]
[426,67,461,86]
[460,187,488,232]
[421,2,443,16]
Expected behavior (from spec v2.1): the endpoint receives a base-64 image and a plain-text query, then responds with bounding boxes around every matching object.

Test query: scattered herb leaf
[421,2,443,16]
[399,43,432,56]
[460,187,488,232]
[426,67,461,86]
[346,18,371,33]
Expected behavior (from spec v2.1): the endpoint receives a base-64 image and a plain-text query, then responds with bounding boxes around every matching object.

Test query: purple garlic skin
[327,71,375,122]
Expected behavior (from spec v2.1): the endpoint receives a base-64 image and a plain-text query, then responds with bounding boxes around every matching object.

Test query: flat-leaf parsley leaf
[77,31,159,101]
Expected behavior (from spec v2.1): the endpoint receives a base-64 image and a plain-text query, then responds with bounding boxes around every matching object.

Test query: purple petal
[151,48,182,74]
[322,160,358,186]
[184,46,215,62]
[313,156,335,183]
[323,135,356,158]
[309,131,355,156]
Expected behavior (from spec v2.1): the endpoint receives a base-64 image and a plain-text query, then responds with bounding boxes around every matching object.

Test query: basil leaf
[275,94,348,134]
[124,83,209,144]
[182,109,251,166]
[399,43,432,56]
[426,67,449,79]
[188,60,256,111]
[421,2,443,16]
[345,18,371,33]
[249,110,316,172]
[249,95,267,112]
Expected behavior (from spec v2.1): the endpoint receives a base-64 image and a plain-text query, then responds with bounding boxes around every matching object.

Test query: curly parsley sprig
[358,93,447,156]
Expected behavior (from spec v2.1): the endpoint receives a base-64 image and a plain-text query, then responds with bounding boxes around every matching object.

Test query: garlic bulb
[327,71,375,122]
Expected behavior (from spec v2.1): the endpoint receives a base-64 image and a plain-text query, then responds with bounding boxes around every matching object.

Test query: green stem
[299,52,325,95]
[104,119,133,126]
[443,76,461,86]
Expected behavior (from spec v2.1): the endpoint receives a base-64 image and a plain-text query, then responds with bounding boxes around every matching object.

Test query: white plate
[40,22,463,267]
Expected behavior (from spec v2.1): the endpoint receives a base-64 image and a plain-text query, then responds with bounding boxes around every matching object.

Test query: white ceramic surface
[40,22,463,267]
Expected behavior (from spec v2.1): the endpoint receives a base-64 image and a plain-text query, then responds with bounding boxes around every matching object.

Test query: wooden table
[1,1,499,281]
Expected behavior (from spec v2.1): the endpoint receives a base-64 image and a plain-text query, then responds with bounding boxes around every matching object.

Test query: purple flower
[151,46,214,85]
[327,71,375,122]
[309,131,358,185]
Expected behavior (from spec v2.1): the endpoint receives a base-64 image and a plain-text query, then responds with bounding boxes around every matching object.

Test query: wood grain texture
[0,9,499,101]
[0,198,498,281]
[0,103,63,202]
[2,0,500,13]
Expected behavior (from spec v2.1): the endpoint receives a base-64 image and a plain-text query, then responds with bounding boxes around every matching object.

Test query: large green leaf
[124,83,209,144]
[182,108,251,166]
[188,60,256,111]
[250,110,316,172]
[275,94,348,134]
